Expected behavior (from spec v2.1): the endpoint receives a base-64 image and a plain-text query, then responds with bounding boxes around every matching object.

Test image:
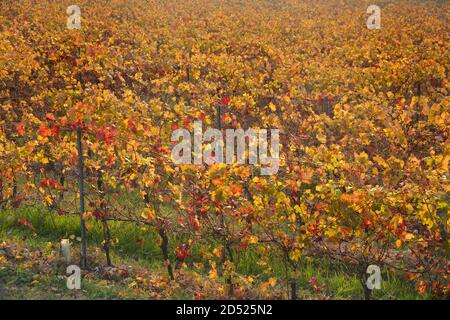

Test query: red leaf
[221,96,230,105]
[40,178,57,189]
[183,118,192,127]
[16,123,25,136]
[53,125,60,137]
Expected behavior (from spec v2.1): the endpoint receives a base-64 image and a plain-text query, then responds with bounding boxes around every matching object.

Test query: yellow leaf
[268,277,277,287]
[288,213,296,223]
[440,154,449,171]
[290,249,301,262]
[208,269,218,280]
[247,236,258,245]
[404,233,414,241]
[268,103,276,112]
[213,246,223,259]
[141,208,156,222]
[316,133,326,144]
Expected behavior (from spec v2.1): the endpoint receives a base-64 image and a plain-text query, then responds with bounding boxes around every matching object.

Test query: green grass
[0,206,163,266]
[0,206,427,300]
[0,263,137,300]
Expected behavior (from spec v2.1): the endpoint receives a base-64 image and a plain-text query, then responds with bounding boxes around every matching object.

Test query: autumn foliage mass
[0,0,448,299]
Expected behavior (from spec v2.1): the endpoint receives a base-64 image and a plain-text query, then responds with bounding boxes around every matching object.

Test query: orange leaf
[229,182,243,195]
[38,126,52,137]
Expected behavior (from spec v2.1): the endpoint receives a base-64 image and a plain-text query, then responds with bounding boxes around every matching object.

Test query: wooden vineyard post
[324,96,329,115]
[186,63,191,82]
[77,126,88,268]
[216,104,222,130]
[67,6,87,268]
[216,103,234,297]
[216,104,223,229]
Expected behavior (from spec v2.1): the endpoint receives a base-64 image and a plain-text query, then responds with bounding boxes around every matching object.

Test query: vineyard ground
[0,207,426,300]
